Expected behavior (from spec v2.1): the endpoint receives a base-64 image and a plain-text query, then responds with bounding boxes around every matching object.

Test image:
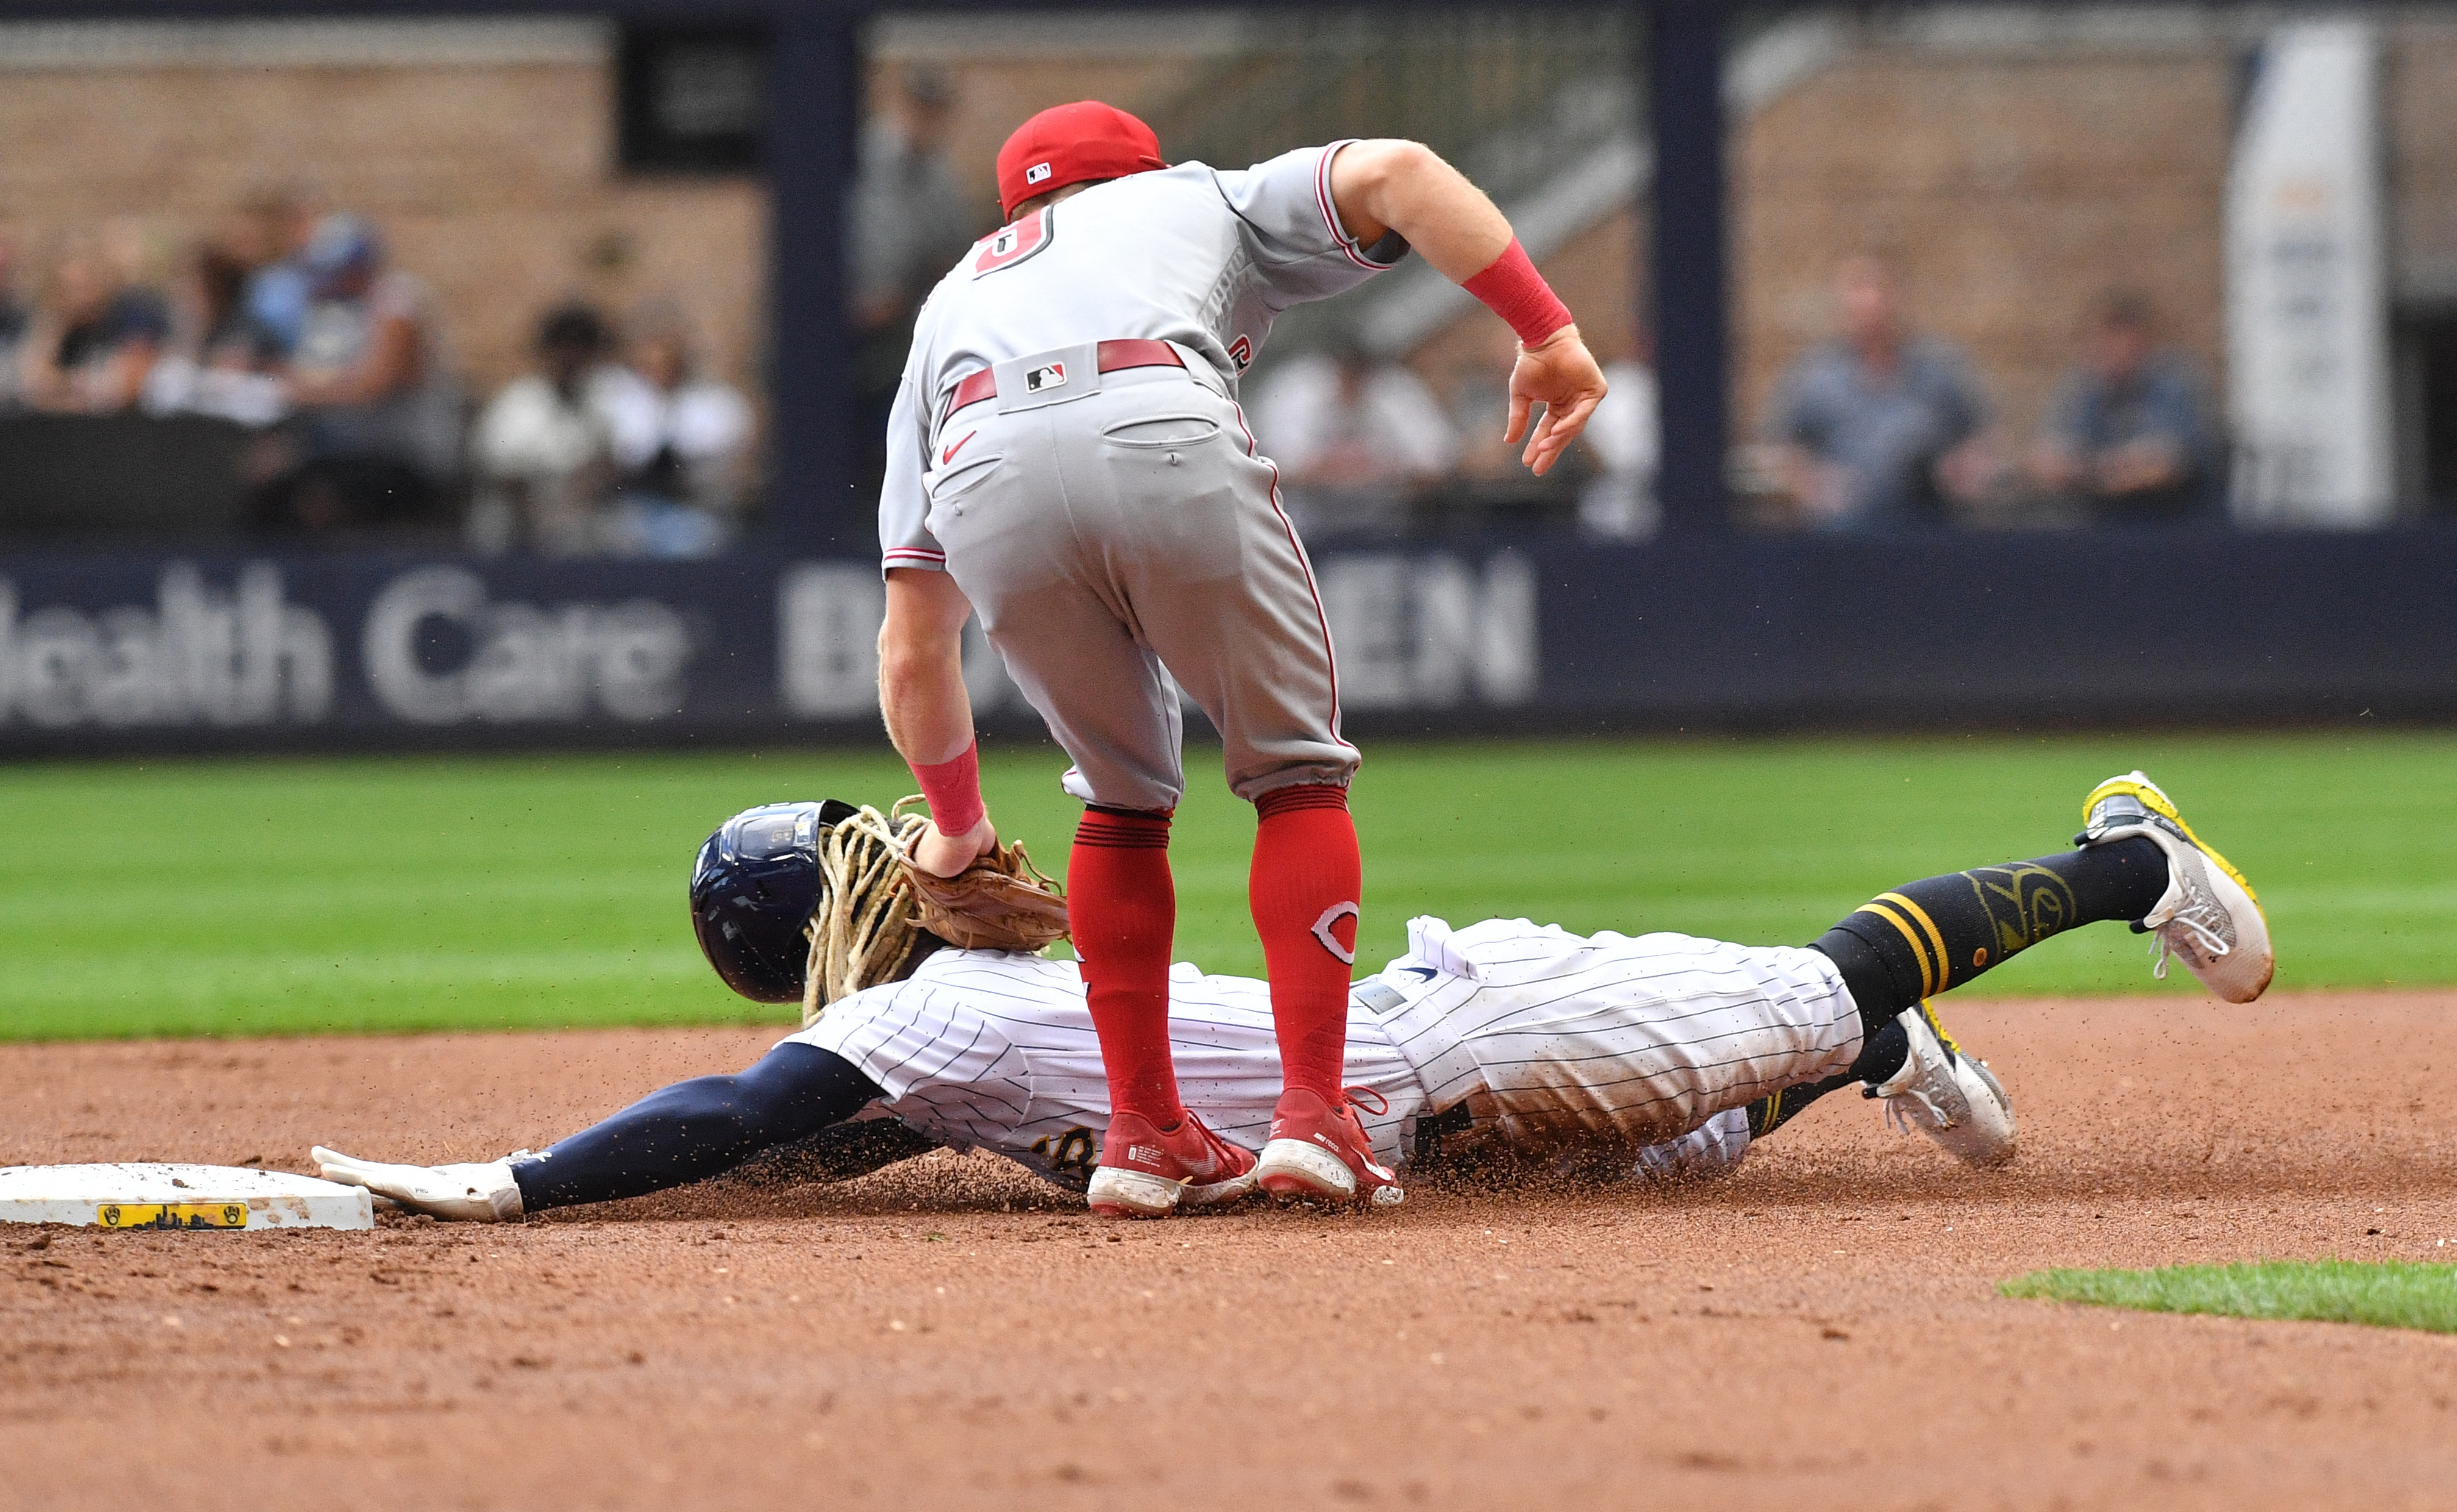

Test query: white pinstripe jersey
[783,916,1863,1191]
[879,141,1405,574]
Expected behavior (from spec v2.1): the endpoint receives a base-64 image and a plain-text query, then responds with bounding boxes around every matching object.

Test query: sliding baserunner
[314,772,2269,1219]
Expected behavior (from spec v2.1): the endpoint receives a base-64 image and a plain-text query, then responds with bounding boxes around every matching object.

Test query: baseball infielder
[871,102,1610,1216]
[316,771,2273,1221]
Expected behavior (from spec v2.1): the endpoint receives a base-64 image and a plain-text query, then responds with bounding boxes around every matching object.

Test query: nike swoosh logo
[1402,966,1438,981]
[941,431,976,466]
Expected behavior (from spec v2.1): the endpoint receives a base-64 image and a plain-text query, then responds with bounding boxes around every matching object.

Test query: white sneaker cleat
[1629,1106,1754,1183]
[2078,771,2273,1004]
[1255,1087,1405,1207]
[312,1146,524,1222]
[1863,1004,2016,1168]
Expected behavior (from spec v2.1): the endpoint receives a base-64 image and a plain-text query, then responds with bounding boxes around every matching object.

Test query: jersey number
[972,209,1052,278]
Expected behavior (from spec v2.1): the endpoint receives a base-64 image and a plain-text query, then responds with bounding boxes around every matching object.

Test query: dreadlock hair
[800,801,942,1025]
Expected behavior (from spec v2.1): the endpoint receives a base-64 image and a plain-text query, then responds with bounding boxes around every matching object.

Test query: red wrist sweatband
[1462,239,1573,348]
[911,742,986,838]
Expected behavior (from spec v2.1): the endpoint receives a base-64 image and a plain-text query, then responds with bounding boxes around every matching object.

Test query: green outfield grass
[1,730,2449,1040]
[2002,1262,2457,1335]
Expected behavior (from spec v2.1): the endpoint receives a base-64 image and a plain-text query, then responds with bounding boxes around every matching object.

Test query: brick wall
[1400,20,2450,452]
[0,28,765,408]
[2387,21,2457,301]
[1733,45,2235,443]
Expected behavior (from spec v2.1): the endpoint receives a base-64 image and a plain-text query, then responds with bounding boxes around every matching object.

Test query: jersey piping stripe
[844,988,1019,1114]
[883,547,946,566]
[1417,1046,1810,1111]
[1368,950,1828,1032]
[1381,968,1794,1049]
[1412,994,1818,1050]
[876,988,1027,1118]
[1314,140,1386,272]
[1390,981,1782,1044]
[1230,399,1355,754]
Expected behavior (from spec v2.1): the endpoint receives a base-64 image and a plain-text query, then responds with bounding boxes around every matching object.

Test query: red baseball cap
[995,101,1166,219]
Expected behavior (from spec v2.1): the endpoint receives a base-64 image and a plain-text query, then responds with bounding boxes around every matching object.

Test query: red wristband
[910,742,986,838]
[1461,239,1573,348]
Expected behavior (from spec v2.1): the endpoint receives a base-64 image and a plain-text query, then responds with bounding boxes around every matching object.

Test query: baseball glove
[890,796,1071,952]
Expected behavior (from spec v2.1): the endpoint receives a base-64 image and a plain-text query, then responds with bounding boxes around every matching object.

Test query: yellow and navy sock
[1812,836,2167,1043]
[1747,1073,1856,1139]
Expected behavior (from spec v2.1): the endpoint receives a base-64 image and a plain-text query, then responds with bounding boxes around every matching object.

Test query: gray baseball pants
[920,343,1357,811]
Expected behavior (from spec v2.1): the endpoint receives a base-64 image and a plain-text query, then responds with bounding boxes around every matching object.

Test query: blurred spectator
[1764,255,1997,530]
[1577,341,1660,540]
[470,302,618,554]
[238,187,322,360]
[849,68,981,485]
[2027,290,2214,522]
[142,241,287,426]
[0,227,28,412]
[849,68,975,338]
[592,312,754,557]
[1251,342,1458,535]
[1442,323,1536,480]
[256,213,461,532]
[16,240,169,415]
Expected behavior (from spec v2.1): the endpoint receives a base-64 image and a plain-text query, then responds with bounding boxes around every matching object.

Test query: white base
[0,1163,374,1231]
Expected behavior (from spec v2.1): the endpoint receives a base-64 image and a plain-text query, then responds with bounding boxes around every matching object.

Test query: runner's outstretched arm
[317,1044,928,1220]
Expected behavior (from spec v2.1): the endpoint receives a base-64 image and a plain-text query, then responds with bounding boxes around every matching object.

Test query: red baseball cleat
[1255,1087,1405,1207]
[1086,1110,1258,1218]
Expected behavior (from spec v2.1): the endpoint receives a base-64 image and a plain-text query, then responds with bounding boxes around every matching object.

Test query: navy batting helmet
[689,799,858,1002]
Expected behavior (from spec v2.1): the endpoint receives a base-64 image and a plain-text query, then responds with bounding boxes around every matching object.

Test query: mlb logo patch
[1025,162,1053,186]
[1025,362,1068,393]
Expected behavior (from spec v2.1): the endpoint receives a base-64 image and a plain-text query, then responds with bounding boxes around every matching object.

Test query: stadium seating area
[2,7,2452,546]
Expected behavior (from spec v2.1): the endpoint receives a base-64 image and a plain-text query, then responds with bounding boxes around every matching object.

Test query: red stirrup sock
[1250,784,1361,1104]
[1069,807,1183,1127]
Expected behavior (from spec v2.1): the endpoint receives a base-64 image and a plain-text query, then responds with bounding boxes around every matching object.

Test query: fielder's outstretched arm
[1327,140,1608,477]
[880,568,997,877]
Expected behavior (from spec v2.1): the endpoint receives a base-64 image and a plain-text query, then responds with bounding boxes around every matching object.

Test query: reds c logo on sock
[1310,902,1360,964]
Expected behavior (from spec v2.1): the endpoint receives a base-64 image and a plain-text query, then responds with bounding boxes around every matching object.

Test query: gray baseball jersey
[782,917,1863,1191]
[875,143,1407,808]
[880,141,1405,571]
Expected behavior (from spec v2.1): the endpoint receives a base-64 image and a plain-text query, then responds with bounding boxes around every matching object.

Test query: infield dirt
[7,991,2455,1511]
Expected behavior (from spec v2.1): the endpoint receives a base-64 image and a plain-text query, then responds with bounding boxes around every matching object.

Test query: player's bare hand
[1503,326,1608,477]
[913,814,997,879]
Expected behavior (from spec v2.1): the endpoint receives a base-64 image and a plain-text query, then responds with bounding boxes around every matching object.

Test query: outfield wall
[0,529,2448,755]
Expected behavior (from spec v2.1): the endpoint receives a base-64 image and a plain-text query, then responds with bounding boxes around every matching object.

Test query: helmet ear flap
[690,801,836,1004]
[690,799,930,1008]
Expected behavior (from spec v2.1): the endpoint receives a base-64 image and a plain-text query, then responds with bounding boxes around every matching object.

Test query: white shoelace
[2150,910,2231,980]
[1882,1079,1952,1136]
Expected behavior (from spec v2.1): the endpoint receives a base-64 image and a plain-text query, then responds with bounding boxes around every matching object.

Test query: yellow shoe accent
[2082,773,2261,908]
[1914,999,1961,1057]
